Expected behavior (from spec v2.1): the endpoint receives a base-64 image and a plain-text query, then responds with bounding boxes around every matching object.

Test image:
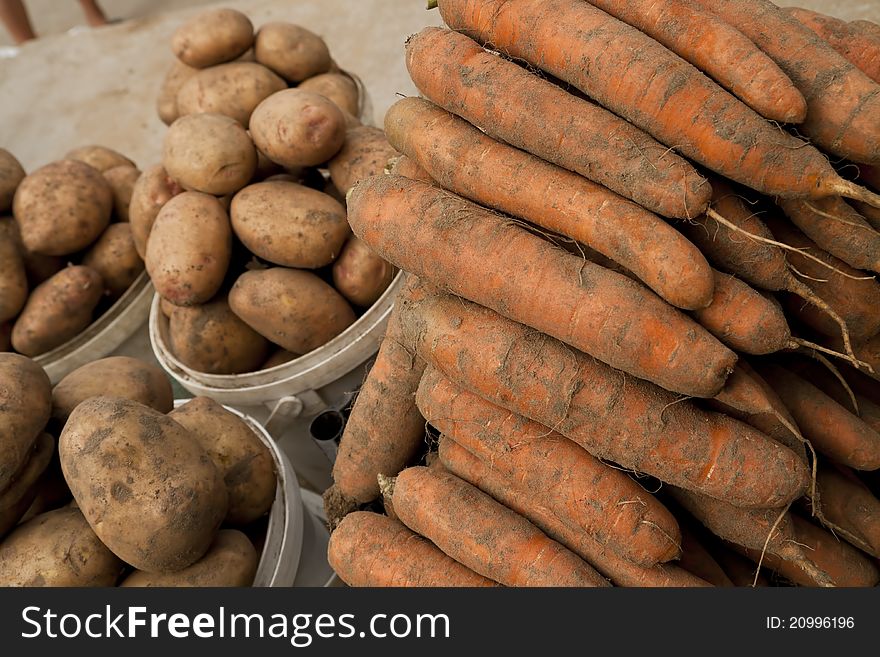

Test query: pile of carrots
[324,0,880,587]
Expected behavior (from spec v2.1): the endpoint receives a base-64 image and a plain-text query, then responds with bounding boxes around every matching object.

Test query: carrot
[348,174,736,397]
[852,200,880,232]
[784,7,880,83]
[384,97,714,310]
[693,0,880,165]
[437,436,710,587]
[386,154,432,183]
[416,367,682,566]
[327,511,496,587]
[778,197,880,273]
[753,363,880,470]
[390,466,609,587]
[398,290,809,508]
[709,543,770,587]
[323,274,427,529]
[839,361,880,405]
[403,27,710,219]
[436,0,880,206]
[815,464,880,558]
[583,0,806,123]
[677,524,735,587]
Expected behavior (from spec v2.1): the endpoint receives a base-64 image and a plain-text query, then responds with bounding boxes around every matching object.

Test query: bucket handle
[263,395,304,439]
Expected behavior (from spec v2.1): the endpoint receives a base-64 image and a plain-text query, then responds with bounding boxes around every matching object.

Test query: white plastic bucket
[152,273,403,492]
[35,270,154,384]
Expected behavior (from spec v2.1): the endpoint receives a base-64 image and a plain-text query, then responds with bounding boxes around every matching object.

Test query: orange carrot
[416,367,681,566]
[384,97,714,310]
[677,524,735,587]
[391,466,610,587]
[348,174,736,397]
[709,543,770,587]
[694,0,880,165]
[438,436,711,587]
[398,290,808,508]
[815,464,880,558]
[387,155,432,183]
[327,511,496,587]
[584,0,806,122]
[436,0,880,205]
[785,7,880,83]
[404,27,709,219]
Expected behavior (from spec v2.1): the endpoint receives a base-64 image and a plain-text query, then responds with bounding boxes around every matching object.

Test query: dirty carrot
[815,464,880,558]
[677,524,735,587]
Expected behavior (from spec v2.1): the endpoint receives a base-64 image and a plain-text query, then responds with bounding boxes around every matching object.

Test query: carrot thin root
[834,179,880,210]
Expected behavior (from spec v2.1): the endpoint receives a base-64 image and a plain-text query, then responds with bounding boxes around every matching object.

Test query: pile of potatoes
[0,352,277,587]
[0,145,145,357]
[144,8,400,374]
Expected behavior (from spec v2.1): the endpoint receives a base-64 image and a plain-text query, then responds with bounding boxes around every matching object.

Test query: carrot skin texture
[694,0,880,164]
[392,466,609,587]
[399,291,809,508]
[348,175,736,398]
[404,27,709,219]
[387,155,433,183]
[437,0,848,197]
[585,0,807,123]
[438,437,711,587]
[327,512,496,587]
[384,97,715,310]
[816,464,880,558]
[416,368,681,566]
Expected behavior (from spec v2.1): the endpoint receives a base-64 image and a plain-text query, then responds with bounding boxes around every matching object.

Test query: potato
[12,160,112,256]
[254,22,331,83]
[229,268,355,354]
[65,145,134,173]
[163,113,256,195]
[0,148,25,213]
[103,164,140,222]
[250,89,346,168]
[332,236,395,307]
[168,297,270,374]
[298,72,360,116]
[145,192,231,306]
[0,215,65,286]
[120,529,257,587]
[59,397,228,573]
[51,356,173,423]
[159,296,177,319]
[82,223,144,297]
[0,233,27,323]
[0,507,124,586]
[129,164,182,259]
[0,353,52,491]
[176,62,286,127]
[252,148,283,181]
[172,8,254,69]
[0,433,54,538]
[156,59,198,125]
[328,125,398,194]
[11,266,104,357]
[0,322,10,352]
[262,348,298,369]
[230,181,349,268]
[170,397,276,525]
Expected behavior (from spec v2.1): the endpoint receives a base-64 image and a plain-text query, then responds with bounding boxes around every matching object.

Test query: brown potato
[11,266,104,357]
[103,164,141,222]
[120,529,257,587]
[65,145,134,173]
[145,192,231,306]
[170,397,276,525]
[0,322,10,351]
[0,215,65,286]
[0,433,54,538]
[129,164,183,259]
[254,22,331,83]
[59,397,228,573]
[176,62,286,127]
[163,113,256,195]
[262,349,298,369]
[172,8,254,68]
[230,181,349,268]
[229,268,355,354]
[0,507,124,586]
[82,223,144,297]
[168,297,270,374]
[0,149,25,213]
[328,125,398,195]
[250,89,346,168]
[51,356,173,423]
[298,72,359,116]
[0,234,27,323]
[12,160,112,256]
[159,296,178,319]
[332,236,395,307]
[156,59,199,125]
[0,353,51,491]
